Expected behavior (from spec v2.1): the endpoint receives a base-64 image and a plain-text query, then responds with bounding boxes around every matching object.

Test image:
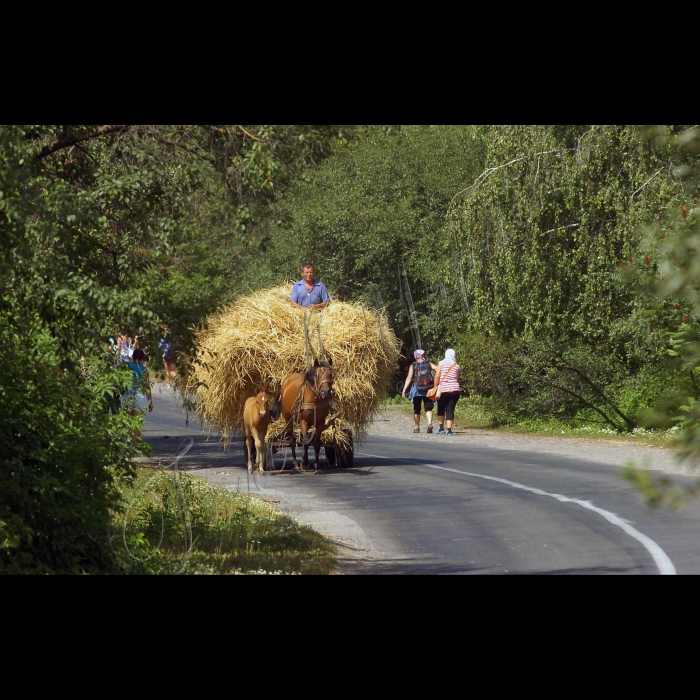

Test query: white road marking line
[356,452,676,575]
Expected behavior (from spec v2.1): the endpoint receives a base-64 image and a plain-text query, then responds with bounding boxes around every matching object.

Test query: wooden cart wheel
[343,441,354,469]
[338,431,354,468]
[324,444,336,468]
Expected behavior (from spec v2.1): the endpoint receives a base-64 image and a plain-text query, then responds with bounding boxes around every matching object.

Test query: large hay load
[188,284,401,446]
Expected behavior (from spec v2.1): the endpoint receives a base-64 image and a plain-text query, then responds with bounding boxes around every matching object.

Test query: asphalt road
[142,386,700,575]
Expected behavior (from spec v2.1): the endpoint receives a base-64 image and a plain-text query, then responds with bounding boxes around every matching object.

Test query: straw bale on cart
[187,284,401,445]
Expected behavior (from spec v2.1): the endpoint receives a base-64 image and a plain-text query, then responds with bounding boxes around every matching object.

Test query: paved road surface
[142,386,700,574]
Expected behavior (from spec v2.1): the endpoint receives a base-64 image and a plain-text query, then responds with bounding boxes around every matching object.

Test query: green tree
[268,125,487,352]
[448,125,688,429]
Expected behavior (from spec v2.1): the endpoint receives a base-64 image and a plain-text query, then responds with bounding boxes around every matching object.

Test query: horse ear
[326,355,333,366]
[313,358,320,367]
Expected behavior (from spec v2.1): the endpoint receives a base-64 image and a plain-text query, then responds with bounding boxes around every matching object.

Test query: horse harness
[295,369,333,413]
[297,388,332,413]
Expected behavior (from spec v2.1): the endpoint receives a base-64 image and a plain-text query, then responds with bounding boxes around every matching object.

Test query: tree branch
[538,222,581,237]
[199,125,231,137]
[557,363,636,429]
[630,167,665,200]
[528,371,621,429]
[36,125,130,159]
[234,125,268,142]
[133,128,214,163]
[451,148,576,203]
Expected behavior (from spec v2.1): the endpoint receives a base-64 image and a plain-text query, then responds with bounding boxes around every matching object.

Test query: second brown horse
[273,360,334,473]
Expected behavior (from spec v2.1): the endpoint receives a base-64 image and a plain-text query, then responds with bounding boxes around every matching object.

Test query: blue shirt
[290,279,330,308]
[127,361,147,390]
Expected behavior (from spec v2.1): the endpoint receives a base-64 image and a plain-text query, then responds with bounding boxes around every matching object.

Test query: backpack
[413,360,434,392]
[163,336,179,362]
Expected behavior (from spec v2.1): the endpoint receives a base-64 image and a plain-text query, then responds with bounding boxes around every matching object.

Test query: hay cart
[187,284,401,472]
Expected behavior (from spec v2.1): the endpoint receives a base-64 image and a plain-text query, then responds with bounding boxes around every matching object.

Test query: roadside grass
[454,400,682,445]
[383,397,682,446]
[109,467,335,575]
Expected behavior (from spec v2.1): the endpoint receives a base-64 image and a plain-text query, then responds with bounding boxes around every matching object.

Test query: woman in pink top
[433,348,461,435]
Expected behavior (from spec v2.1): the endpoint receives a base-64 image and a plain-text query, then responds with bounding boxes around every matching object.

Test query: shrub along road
[142,387,700,575]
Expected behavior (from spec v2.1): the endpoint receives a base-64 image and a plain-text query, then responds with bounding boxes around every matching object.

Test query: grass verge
[453,400,682,445]
[109,467,336,575]
[384,397,683,446]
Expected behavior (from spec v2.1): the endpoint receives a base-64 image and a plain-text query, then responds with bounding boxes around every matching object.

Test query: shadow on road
[502,565,639,575]
[336,559,639,575]
[336,557,494,575]
[140,431,450,474]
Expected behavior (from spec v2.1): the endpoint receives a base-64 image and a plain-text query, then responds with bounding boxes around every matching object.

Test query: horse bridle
[311,367,333,399]
[295,367,333,413]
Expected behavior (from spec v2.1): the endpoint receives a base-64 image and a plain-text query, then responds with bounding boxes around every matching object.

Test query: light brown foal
[243,387,271,473]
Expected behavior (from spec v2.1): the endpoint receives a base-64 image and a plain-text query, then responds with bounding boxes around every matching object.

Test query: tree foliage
[268,125,487,351]
[449,125,681,345]
[446,125,694,429]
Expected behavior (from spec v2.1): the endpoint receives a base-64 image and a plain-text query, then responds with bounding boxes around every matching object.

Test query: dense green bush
[0,316,137,573]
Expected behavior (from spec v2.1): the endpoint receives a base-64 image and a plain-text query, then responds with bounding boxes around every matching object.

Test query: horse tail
[270,393,282,420]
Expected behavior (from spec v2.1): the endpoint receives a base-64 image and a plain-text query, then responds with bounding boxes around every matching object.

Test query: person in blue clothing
[122,348,153,440]
[290,263,330,311]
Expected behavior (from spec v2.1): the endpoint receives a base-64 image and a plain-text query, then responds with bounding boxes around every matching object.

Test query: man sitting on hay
[290,263,330,311]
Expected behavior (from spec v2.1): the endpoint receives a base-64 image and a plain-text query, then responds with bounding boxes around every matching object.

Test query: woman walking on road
[401,349,438,433]
[434,348,461,436]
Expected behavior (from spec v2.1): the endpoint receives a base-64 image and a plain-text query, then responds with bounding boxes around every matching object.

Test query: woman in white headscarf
[401,349,438,433]
[433,348,461,435]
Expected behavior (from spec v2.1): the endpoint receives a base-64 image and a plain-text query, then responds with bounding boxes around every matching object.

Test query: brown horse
[243,386,271,473]
[274,360,333,473]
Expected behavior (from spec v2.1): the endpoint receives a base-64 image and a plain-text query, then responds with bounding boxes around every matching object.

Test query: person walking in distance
[159,327,179,389]
[122,348,153,440]
[117,332,133,365]
[433,348,461,436]
[401,349,438,433]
